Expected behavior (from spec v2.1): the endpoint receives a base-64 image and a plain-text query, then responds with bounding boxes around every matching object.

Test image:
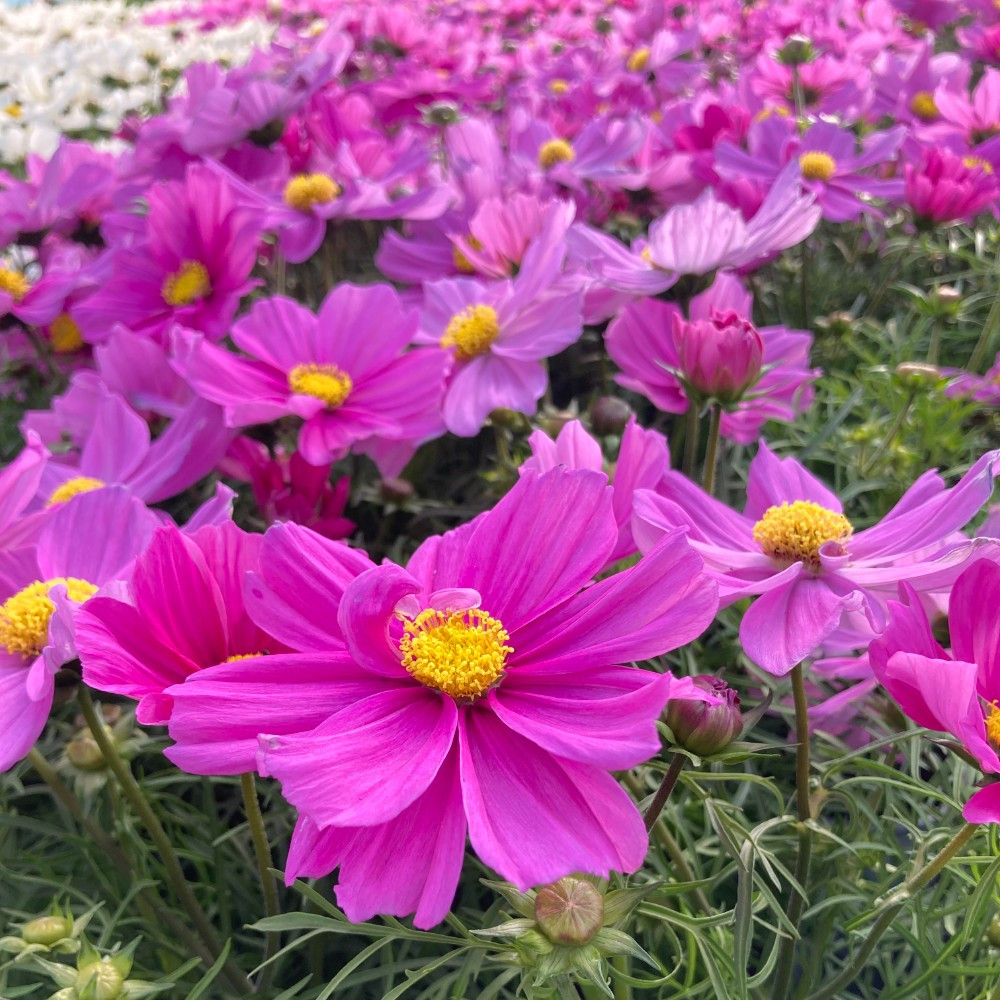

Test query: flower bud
[422,101,461,126]
[75,959,124,1000]
[988,913,1000,948]
[672,310,764,402]
[776,35,815,66]
[666,676,743,756]
[379,477,415,504]
[23,914,73,946]
[589,396,632,436]
[533,876,604,946]
[66,725,111,772]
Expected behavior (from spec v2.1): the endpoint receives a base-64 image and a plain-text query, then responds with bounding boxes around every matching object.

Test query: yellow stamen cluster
[539,138,575,169]
[627,47,650,72]
[452,235,484,274]
[549,79,570,95]
[3,103,21,119]
[47,476,105,506]
[49,313,84,353]
[441,304,500,361]
[287,363,353,408]
[910,91,939,121]
[752,501,853,568]
[799,151,837,182]
[0,578,98,658]
[226,652,263,662]
[986,702,1000,747]
[964,156,994,175]
[400,607,512,701]
[161,260,211,307]
[283,173,342,212]
[0,267,30,302]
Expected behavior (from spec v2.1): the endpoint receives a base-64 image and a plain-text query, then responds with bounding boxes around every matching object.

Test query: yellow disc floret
[452,235,484,274]
[986,702,1000,746]
[910,91,939,121]
[539,138,575,169]
[49,313,84,353]
[4,103,22,119]
[0,267,30,302]
[627,47,650,72]
[0,578,98,658]
[283,173,342,212]
[162,260,211,307]
[799,151,837,182]
[549,78,570,95]
[400,607,512,701]
[287,363,353,408]
[964,155,994,174]
[441,304,500,361]
[47,476,105,507]
[752,501,853,569]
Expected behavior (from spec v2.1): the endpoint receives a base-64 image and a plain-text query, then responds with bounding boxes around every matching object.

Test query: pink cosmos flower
[944,354,1000,405]
[173,284,446,470]
[0,260,78,330]
[905,149,1000,225]
[0,432,50,550]
[164,468,719,926]
[571,163,821,294]
[74,164,262,344]
[633,442,1000,676]
[0,487,158,771]
[521,416,669,566]
[605,272,817,443]
[934,67,1000,147]
[869,560,1000,822]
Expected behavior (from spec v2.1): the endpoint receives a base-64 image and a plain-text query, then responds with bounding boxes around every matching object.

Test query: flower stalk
[240,772,280,987]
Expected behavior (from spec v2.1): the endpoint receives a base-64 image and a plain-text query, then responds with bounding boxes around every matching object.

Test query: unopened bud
[22,915,73,946]
[776,35,815,66]
[988,914,1000,947]
[67,726,110,771]
[379,477,415,503]
[895,361,942,388]
[934,285,961,305]
[76,960,124,1000]
[672,310,763,402]
[534,877,604,946]
[423,101,460,126]
[590,396,632,436]
[666,676,743,756]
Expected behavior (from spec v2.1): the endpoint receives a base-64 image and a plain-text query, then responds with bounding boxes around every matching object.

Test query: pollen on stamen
[910,91,939,121]
[799,151,837,182]
[0,267,30,302]
[539,138,575,169]
[399,607,512,702]
[47,476,105,507]
[986,702,1000,747]
[226,652,264,662]
[441,304,500,361]
[752,500,853,569]
[162,260,211,307]
[0,577,98,659]
[549,78,570,95]
[287,362,353,408]
[284,173,342,212]
[963,156,994,175]
[627,47,650,72]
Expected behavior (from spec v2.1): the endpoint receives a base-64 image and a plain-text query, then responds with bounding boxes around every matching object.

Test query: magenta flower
[0,260,77,330]
[673,311,764,401]
[935,67,1000,147]
[164,468,719,926]
[173,284,446,470]
[905,148,1000,226]
[944,354,1000,405]
[0,487,158,771]
[869,560,1000,821]
[0,432,50,550]
[633,442,1000,676]
[74,163,262,344]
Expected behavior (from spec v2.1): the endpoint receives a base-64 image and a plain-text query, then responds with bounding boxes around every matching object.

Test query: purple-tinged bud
[534,877,604,946]
[672,310,763,403]
[379,477,415,504]
[666,676,743,756]
[589,396,632,436]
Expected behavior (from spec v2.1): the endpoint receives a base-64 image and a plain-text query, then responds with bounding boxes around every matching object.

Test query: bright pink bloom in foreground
[633,442,1000,676]
[165,468,719,926]
[869,560,1000,822]
[905,149,1000,225]
[173,284,446,469]
[0,488,157,771]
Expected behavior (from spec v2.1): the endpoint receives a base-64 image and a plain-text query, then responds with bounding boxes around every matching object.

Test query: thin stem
[799,239,809,331]
[773,664,813,1000]
[969,280,1000,373]
[644,754,686,831]
[77,688,251,996]
[26,748,218,973]
[803,823,977,1000]
[859,389,914,476]
[240,772,280,988]
[702,405,722,496]
[682,404,701,479]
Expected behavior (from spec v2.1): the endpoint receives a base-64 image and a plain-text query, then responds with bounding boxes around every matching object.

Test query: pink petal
[963,782,1000,823]
[744,440,842,518]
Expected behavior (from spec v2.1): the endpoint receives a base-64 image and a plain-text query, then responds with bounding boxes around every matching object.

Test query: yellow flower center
[799,151,837,182]
[400,607,512,701]
[452,235,483,274]
[226,652,263,662]
[963,155,994,174]
[986,702,1000,747]
[4,102,22,119]
[441,304,500,361]
[47,476,105,506]
[162,260,211,307]
[752,501,853,568]
[283,172,342,212]
[549,78,570,95]
[539,138,575,169]
[49,313,84,353]
[627,47,650,72]
[0,267,30,302]
[0,577,98,658]
[287,363,353,408]
[910,91,939,121]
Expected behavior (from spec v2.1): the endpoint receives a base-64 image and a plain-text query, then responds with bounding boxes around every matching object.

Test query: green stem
[969,281,1000,373]
[859,389,914,476]
[702,405,722,496]
[802,823,977,1000]
[77,688,251,996]
[26,748,218,973]
[643,754,685,831]
[240,772,280,987]
[773,665,813,1000]
[682,404,701,479]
